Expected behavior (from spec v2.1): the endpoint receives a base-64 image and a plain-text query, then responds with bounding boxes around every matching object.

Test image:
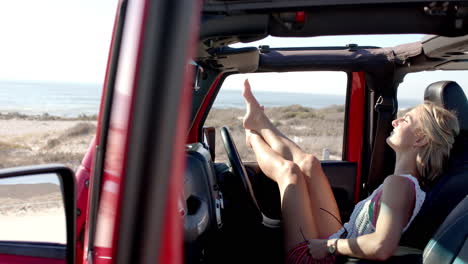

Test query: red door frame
[84,0,202,263]
[187,73,224,143]
[346,72,366,203]
[89,0,150,262]
[188,71,366,202]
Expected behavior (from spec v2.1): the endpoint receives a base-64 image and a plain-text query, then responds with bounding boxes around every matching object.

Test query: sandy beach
[0,116,96,170]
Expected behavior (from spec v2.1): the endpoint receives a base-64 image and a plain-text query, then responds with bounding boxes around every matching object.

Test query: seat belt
[366,95,395,193]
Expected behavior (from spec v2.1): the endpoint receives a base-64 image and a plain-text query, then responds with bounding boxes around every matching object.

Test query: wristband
[328,239,338,256]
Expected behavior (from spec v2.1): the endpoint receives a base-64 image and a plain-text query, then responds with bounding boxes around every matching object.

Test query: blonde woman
[242,79,460,263]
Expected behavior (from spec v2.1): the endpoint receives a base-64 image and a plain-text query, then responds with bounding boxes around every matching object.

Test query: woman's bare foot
[243,79,268,131]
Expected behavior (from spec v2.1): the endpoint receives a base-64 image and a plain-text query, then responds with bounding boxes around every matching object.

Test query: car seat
[422,195,468,264]
[400,80,468,249]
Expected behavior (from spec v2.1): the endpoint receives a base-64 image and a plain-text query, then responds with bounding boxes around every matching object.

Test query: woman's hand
[307,239,330,259]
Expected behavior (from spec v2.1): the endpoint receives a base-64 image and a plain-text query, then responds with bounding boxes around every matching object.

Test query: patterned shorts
[286,241,336,264]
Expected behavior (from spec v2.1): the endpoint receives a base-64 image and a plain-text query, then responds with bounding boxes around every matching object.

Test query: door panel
[0,242,65,264]
[322,161,357,221]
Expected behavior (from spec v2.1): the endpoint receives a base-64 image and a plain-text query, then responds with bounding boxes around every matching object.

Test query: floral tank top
[328,174,426,239]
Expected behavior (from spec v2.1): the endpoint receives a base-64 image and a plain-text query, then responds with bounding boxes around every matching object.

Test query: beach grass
[0,118,97,170]
[0,112,97,121]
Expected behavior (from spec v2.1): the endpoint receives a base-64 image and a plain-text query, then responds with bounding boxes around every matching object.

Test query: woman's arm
[332,175,416,260]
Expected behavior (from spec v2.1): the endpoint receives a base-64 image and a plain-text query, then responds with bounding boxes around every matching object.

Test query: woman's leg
[248,131,319,251]
[243,79,342,237]
[243,79,305,162]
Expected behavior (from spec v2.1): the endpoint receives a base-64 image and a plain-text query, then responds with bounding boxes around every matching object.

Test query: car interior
[183,1,468,263]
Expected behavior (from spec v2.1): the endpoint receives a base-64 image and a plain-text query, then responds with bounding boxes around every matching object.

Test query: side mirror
[0,164,75,263]
[203,127,216,161]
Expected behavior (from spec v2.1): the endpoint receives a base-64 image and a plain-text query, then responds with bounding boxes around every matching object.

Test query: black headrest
[424,81,468,131]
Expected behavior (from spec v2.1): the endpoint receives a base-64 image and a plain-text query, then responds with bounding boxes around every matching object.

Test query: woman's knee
[277,161,304,185]
[298,154,321,174]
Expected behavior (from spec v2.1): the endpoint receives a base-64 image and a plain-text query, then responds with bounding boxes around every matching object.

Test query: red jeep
[0,1,467,264]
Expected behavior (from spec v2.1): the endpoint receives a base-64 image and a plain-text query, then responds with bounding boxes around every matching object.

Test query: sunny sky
[0,1,467,100]
[0,174,60,185]
[0,0,117,84]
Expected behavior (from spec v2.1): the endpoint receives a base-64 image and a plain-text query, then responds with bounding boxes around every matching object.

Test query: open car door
[82,0,201,264]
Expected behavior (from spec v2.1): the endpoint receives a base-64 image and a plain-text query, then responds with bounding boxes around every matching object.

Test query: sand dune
[0,118,96,170]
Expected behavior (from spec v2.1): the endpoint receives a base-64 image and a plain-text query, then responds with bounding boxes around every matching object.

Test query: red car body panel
[75,138,95,264]
[346,72,366,203]
[0,254,65,264]
[92,0,149,262]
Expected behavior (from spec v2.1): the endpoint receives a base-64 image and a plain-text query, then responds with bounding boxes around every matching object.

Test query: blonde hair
[415,101,460,186]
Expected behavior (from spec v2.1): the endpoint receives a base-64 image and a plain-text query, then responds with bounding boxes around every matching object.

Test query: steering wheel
[220,126,280,228]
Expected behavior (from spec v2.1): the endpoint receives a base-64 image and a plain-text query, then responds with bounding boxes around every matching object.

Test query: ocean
[0,81,101,117]
[0,81,420,117]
